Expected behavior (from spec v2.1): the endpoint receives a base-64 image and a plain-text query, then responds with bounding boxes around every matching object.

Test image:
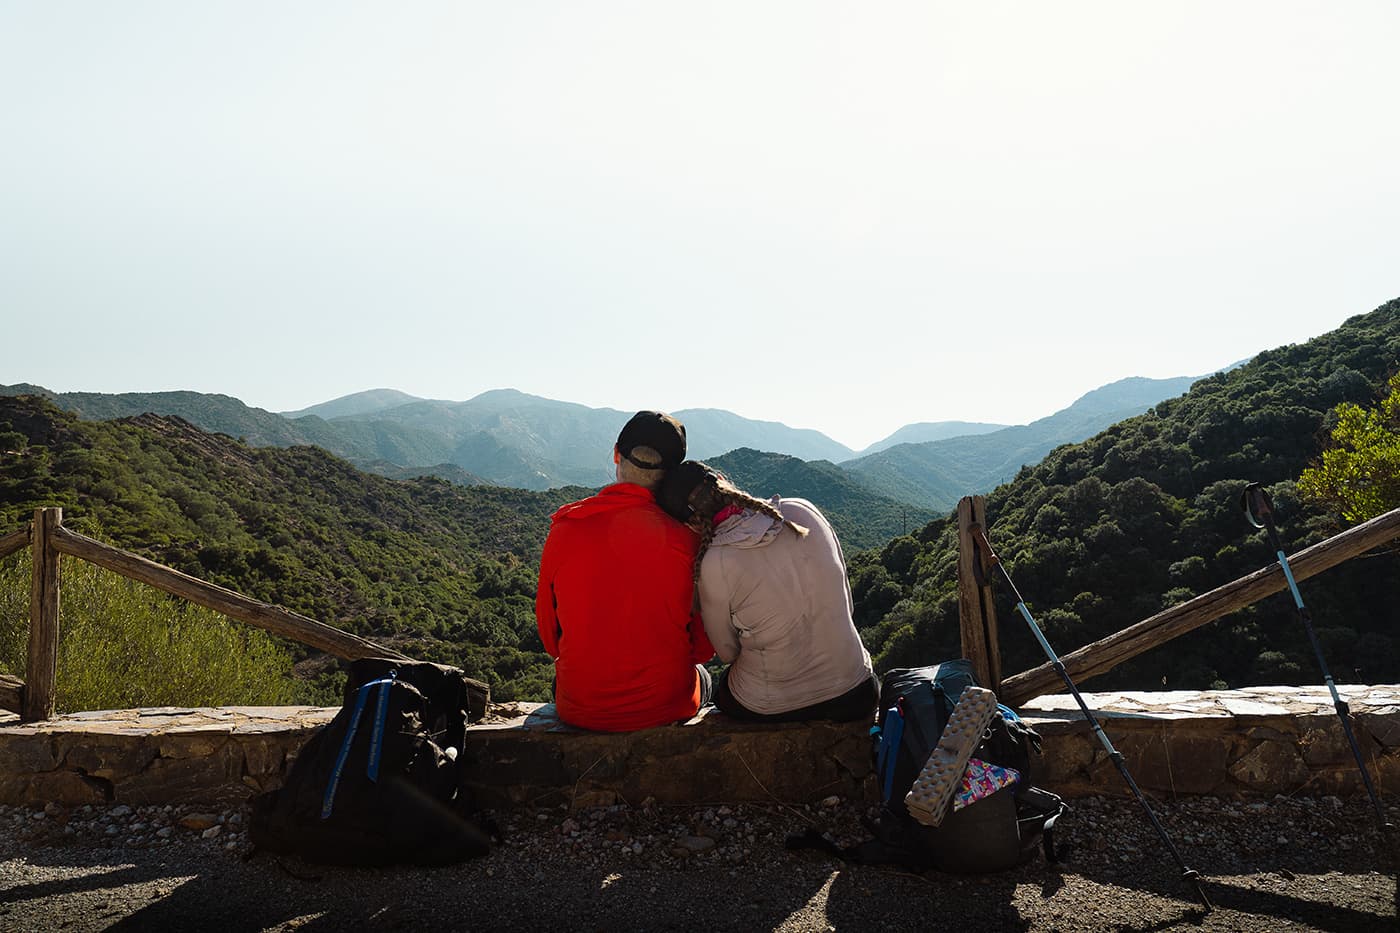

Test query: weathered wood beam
[1001,505,1400,707]
[957,496,1003,693]
[53,524,408,661]
[0,527,28,561]
[50,525,494,714]
[24,509,61,722]
[0,674,23,715]
[51,526,494,714]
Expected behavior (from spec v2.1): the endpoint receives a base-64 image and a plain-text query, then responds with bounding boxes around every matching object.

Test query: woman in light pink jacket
[657,461,877,723]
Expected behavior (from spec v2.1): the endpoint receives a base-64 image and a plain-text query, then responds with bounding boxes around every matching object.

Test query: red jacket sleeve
[535,526,561,658]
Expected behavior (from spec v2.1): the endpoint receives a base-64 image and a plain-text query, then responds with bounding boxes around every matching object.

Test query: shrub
[0,551,295,712]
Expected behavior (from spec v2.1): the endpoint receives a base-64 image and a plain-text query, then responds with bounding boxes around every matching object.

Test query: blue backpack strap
[321,675,396,820]
[366,669,398,782]
[878,706,905,803]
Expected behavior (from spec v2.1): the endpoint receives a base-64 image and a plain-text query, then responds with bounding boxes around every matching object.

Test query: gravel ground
[0,793,1396,932]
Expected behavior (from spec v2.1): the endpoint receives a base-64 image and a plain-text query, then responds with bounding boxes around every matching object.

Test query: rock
[178,813,220,831]
[821,795,840,808]
[1229,741,1310,790]
[201,825,222,839]
[156,827,173,839]
[43,802,63,818]
[679,835,716,854]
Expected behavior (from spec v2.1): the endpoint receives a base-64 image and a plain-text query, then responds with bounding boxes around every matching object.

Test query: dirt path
[1,795,1395,932]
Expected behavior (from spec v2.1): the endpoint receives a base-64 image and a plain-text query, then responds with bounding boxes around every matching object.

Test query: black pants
[713,670,878,724]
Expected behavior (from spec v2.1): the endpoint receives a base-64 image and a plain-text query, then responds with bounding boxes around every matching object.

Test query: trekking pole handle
[1241,483,1274,531]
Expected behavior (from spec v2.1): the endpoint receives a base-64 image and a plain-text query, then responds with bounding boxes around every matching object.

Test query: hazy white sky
[3,2,1397,450]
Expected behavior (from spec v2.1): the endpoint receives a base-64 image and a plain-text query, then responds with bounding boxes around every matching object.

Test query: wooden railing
[956,496,1400,707]
[1,508,489,722]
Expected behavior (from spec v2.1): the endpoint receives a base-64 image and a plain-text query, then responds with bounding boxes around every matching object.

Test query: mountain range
[1,372,1217,512]
[3,297,1394,702]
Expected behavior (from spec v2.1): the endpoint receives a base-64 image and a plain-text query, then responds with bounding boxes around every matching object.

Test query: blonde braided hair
[688,470,808,587]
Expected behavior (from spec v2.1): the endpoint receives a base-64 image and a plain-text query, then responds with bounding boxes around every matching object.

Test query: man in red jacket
[535,411,714,731]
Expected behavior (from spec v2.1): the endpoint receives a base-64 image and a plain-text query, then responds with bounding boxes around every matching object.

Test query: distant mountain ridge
[280,388,425,421]
[839,375,1205,511]
[1,372,1215,510]
[860,421,1008,455]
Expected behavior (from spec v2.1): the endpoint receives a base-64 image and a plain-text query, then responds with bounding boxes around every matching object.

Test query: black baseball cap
[616,410,686,471]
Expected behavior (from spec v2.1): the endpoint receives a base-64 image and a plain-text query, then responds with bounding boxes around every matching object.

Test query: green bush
[0,551,295,712]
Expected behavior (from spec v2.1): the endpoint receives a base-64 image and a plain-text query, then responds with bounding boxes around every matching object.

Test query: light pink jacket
[697,497,873,714]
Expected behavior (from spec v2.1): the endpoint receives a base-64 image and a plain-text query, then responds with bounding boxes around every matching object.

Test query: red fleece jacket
[535,483,713,731]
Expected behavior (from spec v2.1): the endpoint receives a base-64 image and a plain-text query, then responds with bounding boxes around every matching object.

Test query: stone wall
[0,707,327,808]
[1023,685,1400,800]
[1,685,1396,809]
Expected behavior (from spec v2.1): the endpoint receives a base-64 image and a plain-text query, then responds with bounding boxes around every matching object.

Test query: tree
[1298,373,1400,522]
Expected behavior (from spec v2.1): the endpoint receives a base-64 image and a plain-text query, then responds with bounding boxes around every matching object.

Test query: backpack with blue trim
[869,659,1067,872]
[249,657,492,865]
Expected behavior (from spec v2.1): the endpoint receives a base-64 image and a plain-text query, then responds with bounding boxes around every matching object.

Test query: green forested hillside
[0,396,580,700]
[851,299,1400,692]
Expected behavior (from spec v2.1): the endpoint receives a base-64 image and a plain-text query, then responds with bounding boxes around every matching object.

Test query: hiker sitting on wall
[657,461,877,723]
[535,411,714,731]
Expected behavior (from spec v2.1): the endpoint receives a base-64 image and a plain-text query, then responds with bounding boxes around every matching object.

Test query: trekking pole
[1241,483,1394,834]
[971,526,1212,912]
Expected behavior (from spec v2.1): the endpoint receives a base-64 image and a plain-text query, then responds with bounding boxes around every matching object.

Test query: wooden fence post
[957,496,1002,693]
[23,507,61,722]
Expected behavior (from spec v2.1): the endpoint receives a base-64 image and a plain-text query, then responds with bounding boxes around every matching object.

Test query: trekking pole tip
[1184,874,1214,913]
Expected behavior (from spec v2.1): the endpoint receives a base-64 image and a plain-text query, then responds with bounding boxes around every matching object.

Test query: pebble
[202,826,222,840]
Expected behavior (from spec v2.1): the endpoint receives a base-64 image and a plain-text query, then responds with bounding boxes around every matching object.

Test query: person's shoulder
[778,497,824,522]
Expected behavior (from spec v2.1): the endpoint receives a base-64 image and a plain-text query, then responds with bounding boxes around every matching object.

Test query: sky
[2,2,1398,451]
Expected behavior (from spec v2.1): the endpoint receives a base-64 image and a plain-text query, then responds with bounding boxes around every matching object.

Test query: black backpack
[869,660,1067,873]
[249,658,492,866]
